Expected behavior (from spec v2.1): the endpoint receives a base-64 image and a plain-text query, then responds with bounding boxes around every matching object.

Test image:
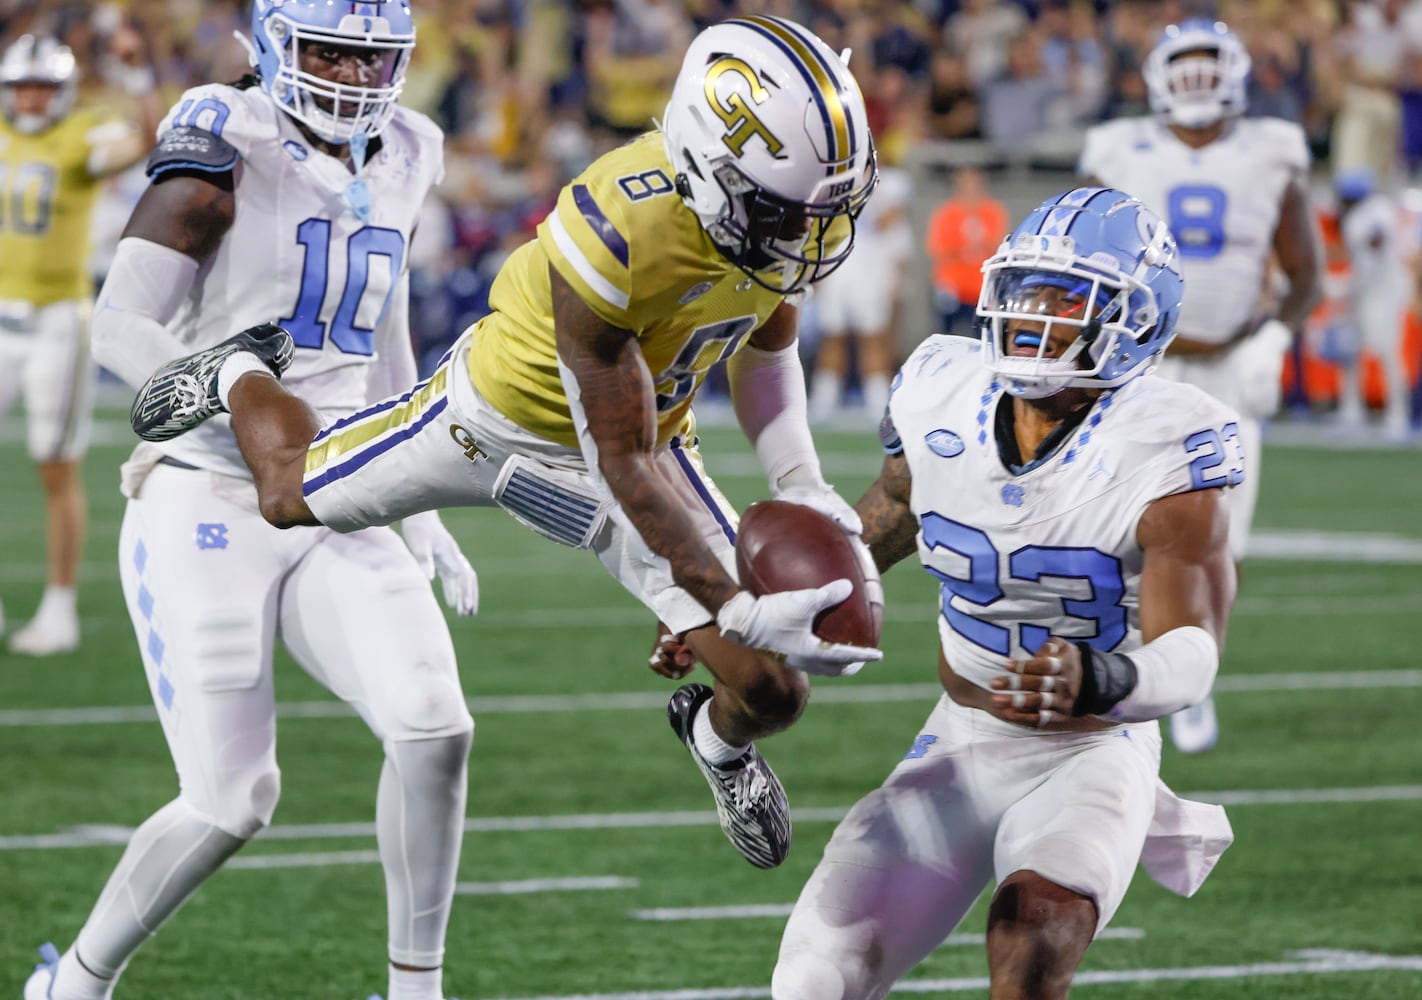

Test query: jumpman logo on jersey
[1088,454,1112,481]
[195,523,229,550]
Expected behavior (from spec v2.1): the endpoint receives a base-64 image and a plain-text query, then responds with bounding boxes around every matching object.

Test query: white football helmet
[244,0,414,144]
[1143,19,1250,129]
[660,16,877,293]
[0,35,77,135]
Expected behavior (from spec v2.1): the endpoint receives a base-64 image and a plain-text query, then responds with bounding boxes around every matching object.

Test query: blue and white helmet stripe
[978,187,1184,399]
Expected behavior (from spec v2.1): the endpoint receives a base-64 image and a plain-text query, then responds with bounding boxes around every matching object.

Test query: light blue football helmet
[1143,19,1251,128]
[978,187,1184,399]
[245,0,414,143]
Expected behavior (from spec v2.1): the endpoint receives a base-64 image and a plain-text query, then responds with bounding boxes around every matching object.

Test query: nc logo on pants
[195,523,229,550]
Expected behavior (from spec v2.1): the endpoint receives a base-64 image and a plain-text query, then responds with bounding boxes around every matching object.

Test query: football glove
[401,511,480,616]
[717,581,883,677]
[774,482,863,535]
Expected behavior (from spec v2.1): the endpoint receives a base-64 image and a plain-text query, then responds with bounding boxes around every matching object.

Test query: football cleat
[1169,696,1219,755]
[23,942,60,1000]
[668,682,791,869]
[129,323,295,442]
[7,614,78,656]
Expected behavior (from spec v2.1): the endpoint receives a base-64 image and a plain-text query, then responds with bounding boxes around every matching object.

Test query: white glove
[775,482,863,535]
[400,511,480,616]
[717,581,883,677]
[1238,318,1293,419]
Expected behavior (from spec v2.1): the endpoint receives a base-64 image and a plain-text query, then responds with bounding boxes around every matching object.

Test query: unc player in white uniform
[1079,18,1322,753]
[25,5,478,1000]
[1334,167,1414,440]
[773,188,1239,1000]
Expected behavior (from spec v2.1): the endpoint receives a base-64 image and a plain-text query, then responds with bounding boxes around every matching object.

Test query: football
[734,500,883,648]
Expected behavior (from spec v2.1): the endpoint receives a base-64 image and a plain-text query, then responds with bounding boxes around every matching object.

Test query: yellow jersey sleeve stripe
[546,209,631,312]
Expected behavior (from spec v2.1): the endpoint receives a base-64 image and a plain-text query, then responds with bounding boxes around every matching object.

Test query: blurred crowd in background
[5,0,1422,433]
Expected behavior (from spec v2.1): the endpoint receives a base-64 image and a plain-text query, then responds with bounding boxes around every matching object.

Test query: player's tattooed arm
[856,452,918,573]
[122,174,236,264]
[551,266,740,613]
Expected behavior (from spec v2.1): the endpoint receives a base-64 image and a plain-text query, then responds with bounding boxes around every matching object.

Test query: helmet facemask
[1143,20,1250,129]
[980,237,1168,399]
[247,5,413,145]
[698,147,877,293]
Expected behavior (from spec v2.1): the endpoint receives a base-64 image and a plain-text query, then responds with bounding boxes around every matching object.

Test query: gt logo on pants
[449,424,489,464]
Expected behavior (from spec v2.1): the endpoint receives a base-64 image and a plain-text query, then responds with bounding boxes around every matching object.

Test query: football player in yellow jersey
[0,31,161,655]
[129,16,882,870]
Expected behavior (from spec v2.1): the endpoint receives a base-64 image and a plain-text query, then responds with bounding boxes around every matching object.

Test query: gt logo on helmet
[704,57,785,159]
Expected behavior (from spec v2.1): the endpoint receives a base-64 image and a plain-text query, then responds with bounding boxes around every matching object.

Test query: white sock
[387,963,443,1000]
[51,949,112,1000]
[862,373,891,417]
[808,369,842,422]
[34,584,77,624]
[215,352,271,410]
[693,698,749,766]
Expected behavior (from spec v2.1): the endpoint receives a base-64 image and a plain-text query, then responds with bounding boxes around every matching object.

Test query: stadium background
[2,1,1421,998]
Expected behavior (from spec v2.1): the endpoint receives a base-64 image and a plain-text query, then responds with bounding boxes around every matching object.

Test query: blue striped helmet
[247,0,414,144]
[660,16,878,294]
[978,187,1184,399]
[0,35,77,134]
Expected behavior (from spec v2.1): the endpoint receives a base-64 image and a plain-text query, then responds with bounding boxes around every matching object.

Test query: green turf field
[1,414,1420,999]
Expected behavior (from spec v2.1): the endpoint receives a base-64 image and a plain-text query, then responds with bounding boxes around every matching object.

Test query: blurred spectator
[980,31,1062,150]
[1037,1,1108,125]
[925,166,1009,337]
[946,0,1029,88]
[1331,0,1418,182]
[925,49,982,140]
[583,0,690,143]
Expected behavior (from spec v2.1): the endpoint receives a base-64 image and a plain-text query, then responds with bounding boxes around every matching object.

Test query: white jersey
[886,336,1244,693]
[1079,116,1308,344]
[1341,193,1412,304]
[154,83,444,476]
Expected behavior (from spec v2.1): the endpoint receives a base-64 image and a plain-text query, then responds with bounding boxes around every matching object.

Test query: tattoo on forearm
[857,457,918,572]
[553,270,738,610]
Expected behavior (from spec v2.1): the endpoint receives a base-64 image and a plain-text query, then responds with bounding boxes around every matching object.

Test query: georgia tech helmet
[979,187,1184,399]
[245,0,414,144]
[1143,19,1251,129]
[660,16,878,294]
[0,35,78,135]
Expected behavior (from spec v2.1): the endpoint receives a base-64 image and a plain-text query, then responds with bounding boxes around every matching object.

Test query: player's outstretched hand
[717,581,883,677]
[989,637,1085,729]
[401,511,480,616]
[649,621,696,680]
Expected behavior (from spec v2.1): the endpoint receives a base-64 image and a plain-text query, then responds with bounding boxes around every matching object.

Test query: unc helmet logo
[1135,210,1181,275]
[703,57,785,159]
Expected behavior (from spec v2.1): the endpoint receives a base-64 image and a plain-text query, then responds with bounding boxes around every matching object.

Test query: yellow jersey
[467,131,786,448]
[0,109,112,305]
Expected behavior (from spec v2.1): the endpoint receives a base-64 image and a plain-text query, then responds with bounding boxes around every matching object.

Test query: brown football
[734,500,882,648]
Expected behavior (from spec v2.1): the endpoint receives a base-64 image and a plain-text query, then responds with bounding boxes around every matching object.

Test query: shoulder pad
[146,125,240,181]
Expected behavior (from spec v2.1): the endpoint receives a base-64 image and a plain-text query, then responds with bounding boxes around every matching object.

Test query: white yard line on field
[1,669,1418,730]
[492,949,1422,1000]
[2,785,1419,853]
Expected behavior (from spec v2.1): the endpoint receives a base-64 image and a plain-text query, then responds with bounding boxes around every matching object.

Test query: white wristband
[216,352,272,411]
[1108,625,1219,723]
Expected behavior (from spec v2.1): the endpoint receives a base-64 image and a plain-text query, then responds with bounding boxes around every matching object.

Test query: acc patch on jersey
[925,429,965,458]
